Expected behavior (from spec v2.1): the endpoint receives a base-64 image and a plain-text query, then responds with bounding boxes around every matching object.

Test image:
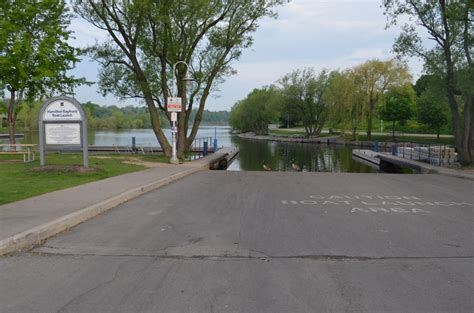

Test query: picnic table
[0,144,37,163]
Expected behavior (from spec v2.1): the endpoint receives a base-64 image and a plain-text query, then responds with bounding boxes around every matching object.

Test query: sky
[69,0,425,111]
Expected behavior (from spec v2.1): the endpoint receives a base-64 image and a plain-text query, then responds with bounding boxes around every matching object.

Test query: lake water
[6,127,377,173]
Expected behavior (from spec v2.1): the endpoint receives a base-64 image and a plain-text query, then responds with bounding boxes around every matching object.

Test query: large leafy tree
[74,0,283,159]
[326,69,366,140]
[417,93,449,140]
[414,74,450,140]
[378,85,415,138]
[229,86,281,135]
[351,59,412,140]
[279,68,334,137]
[383,0,473,164]
[0,0,84,145]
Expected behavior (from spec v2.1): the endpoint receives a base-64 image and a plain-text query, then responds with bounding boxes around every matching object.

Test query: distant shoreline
[237,132,407,149]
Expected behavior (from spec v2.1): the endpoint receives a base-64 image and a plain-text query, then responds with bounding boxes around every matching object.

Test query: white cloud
[69,0,426,110]
[69,18,109,47]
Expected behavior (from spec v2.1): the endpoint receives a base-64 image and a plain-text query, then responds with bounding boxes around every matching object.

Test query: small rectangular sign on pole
[167,97,182,112]
[171,112,177,122]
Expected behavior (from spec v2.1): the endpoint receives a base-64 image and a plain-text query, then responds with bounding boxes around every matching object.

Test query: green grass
[270,129,307,136]
[351,134,455,145]
[0,153,166,205]
[270,129,335,137]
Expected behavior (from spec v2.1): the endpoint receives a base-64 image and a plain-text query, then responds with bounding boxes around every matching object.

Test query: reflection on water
[4,127,376,173]
[227,136,377,173]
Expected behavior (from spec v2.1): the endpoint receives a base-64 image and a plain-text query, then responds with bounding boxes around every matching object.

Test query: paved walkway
[0,149,235,255]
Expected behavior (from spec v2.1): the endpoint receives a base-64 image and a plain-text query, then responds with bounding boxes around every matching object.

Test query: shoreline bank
[238,132,401,149]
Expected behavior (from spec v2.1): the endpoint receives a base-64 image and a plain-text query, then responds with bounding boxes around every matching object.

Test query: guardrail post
[373,141,379,152]
[428,143,431,164]
[391,144,397,156]
[203,141,208,156]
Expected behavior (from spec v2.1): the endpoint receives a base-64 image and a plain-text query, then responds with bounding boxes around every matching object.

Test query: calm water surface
[8,127,376,173]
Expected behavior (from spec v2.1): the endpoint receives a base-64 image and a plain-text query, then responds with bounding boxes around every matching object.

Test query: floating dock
[352,149,380,166]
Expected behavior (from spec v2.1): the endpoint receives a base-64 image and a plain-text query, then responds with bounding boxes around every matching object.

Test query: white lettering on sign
[171,112,177,122]
[43,100,81,121]
[45,123,81,145]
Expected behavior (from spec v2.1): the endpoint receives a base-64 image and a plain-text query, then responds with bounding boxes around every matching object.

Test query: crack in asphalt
[29,249,474,262]
[55,258,130,313]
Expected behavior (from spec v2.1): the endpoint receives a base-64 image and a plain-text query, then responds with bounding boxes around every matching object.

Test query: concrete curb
[430,169,474,181]
[0,165,207,256]
[378,154,474,180]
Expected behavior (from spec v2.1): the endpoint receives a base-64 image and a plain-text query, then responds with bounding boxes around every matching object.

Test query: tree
[279,68,334,137]
[229,87,281,135]
[352,59,412,140]
[378,85,415,138]
[326,69,366,140]
[74,0,283,159]
[414,74,450,140]
[0,0,84,145]
[417,93,448,140]
[383,0,473,164]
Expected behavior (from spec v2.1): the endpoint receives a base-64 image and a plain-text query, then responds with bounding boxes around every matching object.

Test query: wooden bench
[0,144,36,163]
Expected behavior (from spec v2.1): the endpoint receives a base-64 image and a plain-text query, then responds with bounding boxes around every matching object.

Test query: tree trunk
[470,98,474,163]
[131,58,171,158]
[177,78,187,159]
[7,89,17,149]
[443,45,466,163]
[437,127,440,141]
[462,95,473,164]
[392,121,395,138]
[446,91,464,162]
[366,99,374,140]
[441,3,470,165]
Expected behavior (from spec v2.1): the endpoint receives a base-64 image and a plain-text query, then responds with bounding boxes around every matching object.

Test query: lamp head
[182,73,194,84]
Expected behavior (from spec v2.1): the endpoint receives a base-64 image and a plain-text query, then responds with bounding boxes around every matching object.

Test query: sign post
[167,97,181,164]
[38,96,88,167]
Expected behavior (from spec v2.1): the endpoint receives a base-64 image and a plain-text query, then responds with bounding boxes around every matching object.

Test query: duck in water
[291,160,301,171]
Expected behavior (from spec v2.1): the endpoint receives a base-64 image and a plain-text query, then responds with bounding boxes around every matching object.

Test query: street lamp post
[169,61,193,164]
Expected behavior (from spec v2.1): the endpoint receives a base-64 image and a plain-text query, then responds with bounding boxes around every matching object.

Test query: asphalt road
[1,172,473,312]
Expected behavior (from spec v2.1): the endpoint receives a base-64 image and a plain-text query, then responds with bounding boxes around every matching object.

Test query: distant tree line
[230,59,433,138]
[229,58,459,141]
[0,100,229,131]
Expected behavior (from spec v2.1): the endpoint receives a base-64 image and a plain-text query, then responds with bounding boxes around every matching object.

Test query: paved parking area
[1,172,472,312]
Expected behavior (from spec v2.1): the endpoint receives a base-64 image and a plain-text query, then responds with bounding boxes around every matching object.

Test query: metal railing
[188,136,215,160]
[393,142,457,166]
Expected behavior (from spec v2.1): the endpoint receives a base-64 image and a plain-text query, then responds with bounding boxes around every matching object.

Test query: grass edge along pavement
[0,149,232,256]
[0,153,168,205]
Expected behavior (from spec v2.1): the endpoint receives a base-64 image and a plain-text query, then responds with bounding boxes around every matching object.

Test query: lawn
[270,129,334,137]
[352,134,455,145]
[0,153,167,205]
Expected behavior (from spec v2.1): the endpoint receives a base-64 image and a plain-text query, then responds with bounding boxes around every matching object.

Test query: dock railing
[395,142,457,166]
[188,136,215,160]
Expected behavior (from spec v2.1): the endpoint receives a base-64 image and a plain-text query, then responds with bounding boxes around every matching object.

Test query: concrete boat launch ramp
[0,171,472,312]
